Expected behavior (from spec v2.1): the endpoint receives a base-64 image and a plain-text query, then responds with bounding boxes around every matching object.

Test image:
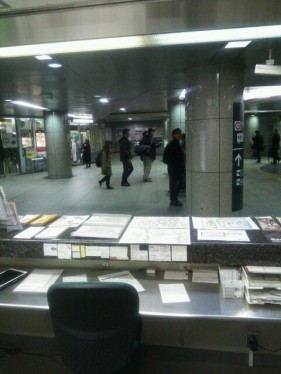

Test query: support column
[186,63,244,216]
[168,100,186,135]
[44,111,72,179]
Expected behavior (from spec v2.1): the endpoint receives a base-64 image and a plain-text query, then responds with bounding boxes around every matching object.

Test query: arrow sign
[235,153,242,167]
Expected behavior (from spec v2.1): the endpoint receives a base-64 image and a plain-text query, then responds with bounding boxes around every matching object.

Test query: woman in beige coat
[98,141,114,189]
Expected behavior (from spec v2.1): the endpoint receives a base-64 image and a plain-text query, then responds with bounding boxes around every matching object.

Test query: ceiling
[1,0,281,122]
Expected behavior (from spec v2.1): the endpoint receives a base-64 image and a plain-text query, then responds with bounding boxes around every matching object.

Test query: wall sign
[232,103,244,211]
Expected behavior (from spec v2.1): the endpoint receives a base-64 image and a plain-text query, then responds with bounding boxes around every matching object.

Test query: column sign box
[232,103,244,211]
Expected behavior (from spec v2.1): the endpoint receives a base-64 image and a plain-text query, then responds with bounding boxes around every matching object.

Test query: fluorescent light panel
[11,100,49,110]
[225,41,251,48]
[255,64,281,75]
[243,86,281,100]
[0,25,281,57]
[35,55,52,60]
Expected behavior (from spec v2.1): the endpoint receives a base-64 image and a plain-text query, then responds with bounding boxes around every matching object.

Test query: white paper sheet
[71,225,124,239]
[86,245,110,258]
[192,217,259,230]
[43,243,58,257]
[14,226,45,239]
[49,215,89,228]
[120,227,190,245]
[109,246,128,260]
[62,274,87,282]
[149,245,171,261]
[130,245,149,261]
[197,229,250,242]
[58,243,72,259]
[98,270,144,292]
[164,270,189,280]
[13,269,63,293]
[84,213,131,227]
[159,283,190,303]
[171,245,187,262]
[129,216,190,229]
[35,226,68,239]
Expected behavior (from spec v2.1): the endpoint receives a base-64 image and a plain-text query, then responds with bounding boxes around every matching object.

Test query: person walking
[98,140,114,189]
[271,129,280,164]
[119,128,134,186]
[164,128,185,207]
[81,139,91,168]
[140,128,162,182]
[252,130,264,163]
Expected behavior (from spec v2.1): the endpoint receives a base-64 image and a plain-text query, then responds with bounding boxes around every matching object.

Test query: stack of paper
[242,266,281,305]
[192,268,219,283]
[71,213,132,239]
[13,269,63,293]
[30,214,59,226]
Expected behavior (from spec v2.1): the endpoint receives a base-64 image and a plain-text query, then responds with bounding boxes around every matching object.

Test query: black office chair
[47,282,141,374]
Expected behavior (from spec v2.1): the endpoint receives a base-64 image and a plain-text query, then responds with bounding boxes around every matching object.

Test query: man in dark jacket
[165,128,185,206]
[140,127,162,182]
[119,128,134,186]
[252,130,264,163]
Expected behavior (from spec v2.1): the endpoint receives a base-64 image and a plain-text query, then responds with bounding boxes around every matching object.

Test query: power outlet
[247,332,259,351]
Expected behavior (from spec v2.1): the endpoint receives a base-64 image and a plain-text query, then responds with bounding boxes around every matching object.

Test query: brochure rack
[242,266,281,305]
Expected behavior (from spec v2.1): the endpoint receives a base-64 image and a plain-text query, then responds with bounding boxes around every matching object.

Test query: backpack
[134,144,151,156]
[95,151,102,168]
[163,143,170,164]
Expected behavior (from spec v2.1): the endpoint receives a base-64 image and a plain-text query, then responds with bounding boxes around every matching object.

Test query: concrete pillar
[44,111,72,178]
[186,63,244,216]
[168,100,186,134]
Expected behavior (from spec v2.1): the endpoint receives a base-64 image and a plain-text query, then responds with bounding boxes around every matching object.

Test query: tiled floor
[1,155,281,218]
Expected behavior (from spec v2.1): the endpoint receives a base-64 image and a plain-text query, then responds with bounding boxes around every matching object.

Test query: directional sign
[232,103,244,211]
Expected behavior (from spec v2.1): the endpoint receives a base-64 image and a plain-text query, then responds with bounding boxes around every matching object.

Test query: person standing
[271,129,280,164]
[99,140,114,189]
[81,139,91,168]
[141,128,162,182]
[252,130,264,163]
[119,128,134,186]
[164,128,185,207]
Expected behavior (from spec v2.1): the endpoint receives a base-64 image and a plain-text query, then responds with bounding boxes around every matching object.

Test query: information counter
[0,215,281,354]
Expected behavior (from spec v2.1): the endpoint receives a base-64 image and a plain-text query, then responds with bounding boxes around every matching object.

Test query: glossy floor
[2,155,281,218]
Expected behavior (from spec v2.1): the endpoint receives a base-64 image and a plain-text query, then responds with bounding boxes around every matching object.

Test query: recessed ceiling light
[120,107,126,112]
[99,98,109,103]
[224,41,251,48]
[48,63,62,68]
[35,55,52,60]
[94,95,102,98]
[128,117,132,121]
[4,99,12,102]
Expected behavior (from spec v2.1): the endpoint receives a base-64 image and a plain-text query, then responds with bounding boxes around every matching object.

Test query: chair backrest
[47,282,141,374]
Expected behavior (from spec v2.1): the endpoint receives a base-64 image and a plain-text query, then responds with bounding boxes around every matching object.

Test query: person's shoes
[170,199,183,207]
[99,180,102,188]
[107,186,114,190]
[143,178,152,182]
[121,182,130,186]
